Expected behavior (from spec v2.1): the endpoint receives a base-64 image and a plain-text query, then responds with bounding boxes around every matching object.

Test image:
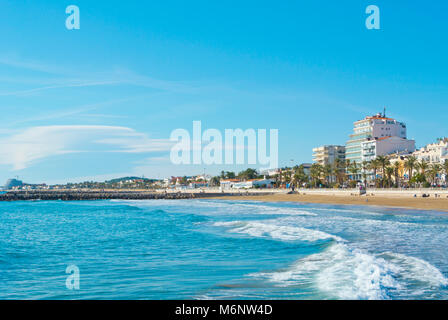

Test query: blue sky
[1,0,447,184]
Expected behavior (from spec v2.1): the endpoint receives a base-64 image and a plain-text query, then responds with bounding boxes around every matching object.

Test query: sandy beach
[213,193,448,212]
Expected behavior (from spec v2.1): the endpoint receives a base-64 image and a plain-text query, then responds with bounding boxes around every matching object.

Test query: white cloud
[0,55,200,96]
[0,80,123,96]
[0,125,173,171]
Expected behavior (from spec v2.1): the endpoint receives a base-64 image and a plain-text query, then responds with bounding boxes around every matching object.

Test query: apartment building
[346,111,409,163]
[312,145,346,166]
[413,138,448,164]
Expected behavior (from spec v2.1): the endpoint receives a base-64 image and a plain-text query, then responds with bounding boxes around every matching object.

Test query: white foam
[252,243,399,300]
[252,243,448,300]
[228,202,317,216]
[381,252,448,287]
[214,220,343,242]
[310,207,383,216]
[114,199,317,216]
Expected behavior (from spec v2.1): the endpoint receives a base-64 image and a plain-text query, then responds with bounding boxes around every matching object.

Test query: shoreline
[211,193,448,212]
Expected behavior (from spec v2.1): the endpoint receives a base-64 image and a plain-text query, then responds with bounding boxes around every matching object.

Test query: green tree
[368,159,380,187]
[385,166,394,188]
[361,161,369,188]
[210,176,220,186]
[393,161,401,188]
[404,156,417,187]
[238,168,258,180]
[417,160,429,176]
[410,173,426,186]
[323,164,333,186]
[310,163,323,188]
[333,158,346,185]
[443,160,448,186]
[376,156,391,188]
[282,170,292,185]
[347,161,360,186]
[224,171,236,179]
[428,164,442,186]
[293,165,308,188]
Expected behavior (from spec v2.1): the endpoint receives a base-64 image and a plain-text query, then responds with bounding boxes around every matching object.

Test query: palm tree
[385,166,394,188]
[404,156,417,186]
[323,164,333,186]
[428,164,442,186]
[310,163,323,188]
[368,159,380,187]
[347,162,360,186]
[416,160,429,187]
[417,160,429,176]
[345,159,353,183]
[376,156,390,188]
[361,161,369,188]
[282,170,291,186]
[293,165,308,188]
[393,161,401,188]
[443,160,448,186]
[210,176,220,186]
[333,158,346,185]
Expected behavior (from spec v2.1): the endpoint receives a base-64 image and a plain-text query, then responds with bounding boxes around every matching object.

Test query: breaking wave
[115,199,317,216]
[214,220,343,242]
[216,219,448,300]
[251,242,448,300]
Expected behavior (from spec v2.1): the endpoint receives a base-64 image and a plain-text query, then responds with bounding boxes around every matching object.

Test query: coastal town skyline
[2,110,447,186]
[1,1,448,184]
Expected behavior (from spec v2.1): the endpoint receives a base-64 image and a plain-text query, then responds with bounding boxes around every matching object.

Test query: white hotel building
[413,138,448,164]
[346,112,415,164]
[361,136,415,162]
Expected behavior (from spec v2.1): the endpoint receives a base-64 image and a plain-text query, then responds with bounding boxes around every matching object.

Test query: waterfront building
[312,145,346,166]
[346,110,409,164]
[220,178,274,189]
[413,138,448,164]
[189,181,209,189]
[232,179,275,189]
[361,136,415,162]
[220,179,241,190]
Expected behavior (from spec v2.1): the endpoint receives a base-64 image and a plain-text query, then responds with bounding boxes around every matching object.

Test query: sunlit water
[1,199,448,300]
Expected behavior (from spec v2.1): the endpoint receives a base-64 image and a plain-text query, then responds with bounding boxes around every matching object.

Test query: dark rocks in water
[0,191,273,201]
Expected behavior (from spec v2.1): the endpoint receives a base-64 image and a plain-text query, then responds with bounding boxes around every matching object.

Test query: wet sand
[213,193,448,212]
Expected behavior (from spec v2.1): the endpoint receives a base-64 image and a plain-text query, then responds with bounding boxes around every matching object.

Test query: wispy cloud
[8,97,139,127]
[0,125,173,171]
[0,56,202,96]
[0,55,68,75]
[0,80,123,96]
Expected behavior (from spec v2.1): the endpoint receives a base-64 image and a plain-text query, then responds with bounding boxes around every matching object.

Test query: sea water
[0,199,447,300]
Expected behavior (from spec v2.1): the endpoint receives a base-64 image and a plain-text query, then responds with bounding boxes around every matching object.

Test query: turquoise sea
[1,199,447,300]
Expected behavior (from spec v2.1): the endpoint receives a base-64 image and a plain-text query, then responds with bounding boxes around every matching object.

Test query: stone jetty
[0,190,273,201]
